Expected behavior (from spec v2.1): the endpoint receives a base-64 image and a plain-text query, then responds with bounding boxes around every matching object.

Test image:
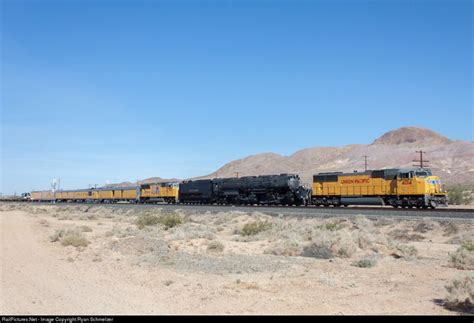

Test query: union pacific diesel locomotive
[311,167,447,208]
[27,167,448,208]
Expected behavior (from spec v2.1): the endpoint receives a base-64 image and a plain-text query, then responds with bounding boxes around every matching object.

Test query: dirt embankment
[0,203,472,315]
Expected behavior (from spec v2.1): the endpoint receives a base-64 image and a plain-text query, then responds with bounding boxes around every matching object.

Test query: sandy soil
[0,203,472,315]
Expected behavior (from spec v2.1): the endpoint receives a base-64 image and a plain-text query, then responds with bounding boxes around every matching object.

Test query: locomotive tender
[27,167,448,208]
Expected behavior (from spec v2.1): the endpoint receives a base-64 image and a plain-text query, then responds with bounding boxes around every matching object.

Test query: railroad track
[3,200,473,220]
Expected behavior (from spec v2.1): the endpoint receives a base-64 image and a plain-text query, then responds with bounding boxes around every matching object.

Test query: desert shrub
[136,212,184,230]
[450,240,474,270]
[61,231,89,247]
[241,220,272,236]
[169,223,216,240]
[443,222,459,236]
[448,187,464,205]
[392,244,418,260]
[413,220,439,233]
[301,229,357,259]
[351,216,375,231]
[79,213,98,221]
[207,241,225,252]
[265,239,303,257]
[335,239,357,258]
[49,229,66,242]
[388,229,424,242]
[136,214,163,229]
[351,258,377,268]
[158,213,184,229]
[447,185,473,205]
[105,226,138,238]
[373,218,394,227]
[302,241,334,259]
[319,221,343,231]
[78,225,92,232]
[461,240,474,252]
[444,275,474,313]
[352,231,374,250]
[447,233,472,245]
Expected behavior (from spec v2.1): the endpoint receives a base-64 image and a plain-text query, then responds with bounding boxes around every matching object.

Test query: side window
[399,173,409,179]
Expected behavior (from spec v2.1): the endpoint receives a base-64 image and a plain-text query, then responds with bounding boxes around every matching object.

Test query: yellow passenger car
[30,190,55,201]
[54,189,92,201]
[312,168,447,208]
[90,187,138,202]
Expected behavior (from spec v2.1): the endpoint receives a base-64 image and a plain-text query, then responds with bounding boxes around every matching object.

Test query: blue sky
[1,0,472,194]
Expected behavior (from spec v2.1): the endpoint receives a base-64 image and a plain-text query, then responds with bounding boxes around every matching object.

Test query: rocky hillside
[200,127,473,186]
[372,127,454,145]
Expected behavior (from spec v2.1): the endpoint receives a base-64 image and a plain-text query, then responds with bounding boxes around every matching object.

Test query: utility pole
[363,156,369,171]
[413,150,429,168]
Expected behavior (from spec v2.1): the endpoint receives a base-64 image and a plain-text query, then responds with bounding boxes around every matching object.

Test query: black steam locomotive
[179,174,310,206]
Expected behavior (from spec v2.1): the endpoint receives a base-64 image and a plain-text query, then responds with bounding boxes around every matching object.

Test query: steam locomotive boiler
[179,174,310,206]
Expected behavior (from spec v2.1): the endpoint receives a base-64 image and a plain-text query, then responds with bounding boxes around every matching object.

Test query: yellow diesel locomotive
[311,167,447,208]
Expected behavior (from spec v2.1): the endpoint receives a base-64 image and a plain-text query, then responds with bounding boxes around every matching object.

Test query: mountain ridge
[109,126,472,187]
[199,126,472,185]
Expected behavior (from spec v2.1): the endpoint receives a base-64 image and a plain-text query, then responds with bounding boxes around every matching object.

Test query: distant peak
[371,126,453,145]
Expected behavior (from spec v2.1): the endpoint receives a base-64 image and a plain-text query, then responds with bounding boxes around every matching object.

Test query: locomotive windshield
[415,170,432,177]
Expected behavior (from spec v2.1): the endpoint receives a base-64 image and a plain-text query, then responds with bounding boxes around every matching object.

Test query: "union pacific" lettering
[341,179,370,184]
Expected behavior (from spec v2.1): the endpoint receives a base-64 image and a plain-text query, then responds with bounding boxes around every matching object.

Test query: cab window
[399,172,412,179]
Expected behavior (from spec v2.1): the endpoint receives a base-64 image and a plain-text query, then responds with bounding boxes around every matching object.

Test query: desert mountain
[372,127,454,145]
[200,127,473,186]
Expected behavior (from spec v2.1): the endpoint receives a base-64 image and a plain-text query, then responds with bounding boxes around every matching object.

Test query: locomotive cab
[396,168,447,208]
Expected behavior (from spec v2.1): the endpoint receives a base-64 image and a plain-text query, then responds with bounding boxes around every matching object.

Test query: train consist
[26,167,448,208]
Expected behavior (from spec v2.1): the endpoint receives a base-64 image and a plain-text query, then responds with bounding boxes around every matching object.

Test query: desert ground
[0,203,472,315]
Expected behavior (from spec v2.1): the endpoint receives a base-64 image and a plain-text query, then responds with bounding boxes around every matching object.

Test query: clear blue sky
[1,0,472,194]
